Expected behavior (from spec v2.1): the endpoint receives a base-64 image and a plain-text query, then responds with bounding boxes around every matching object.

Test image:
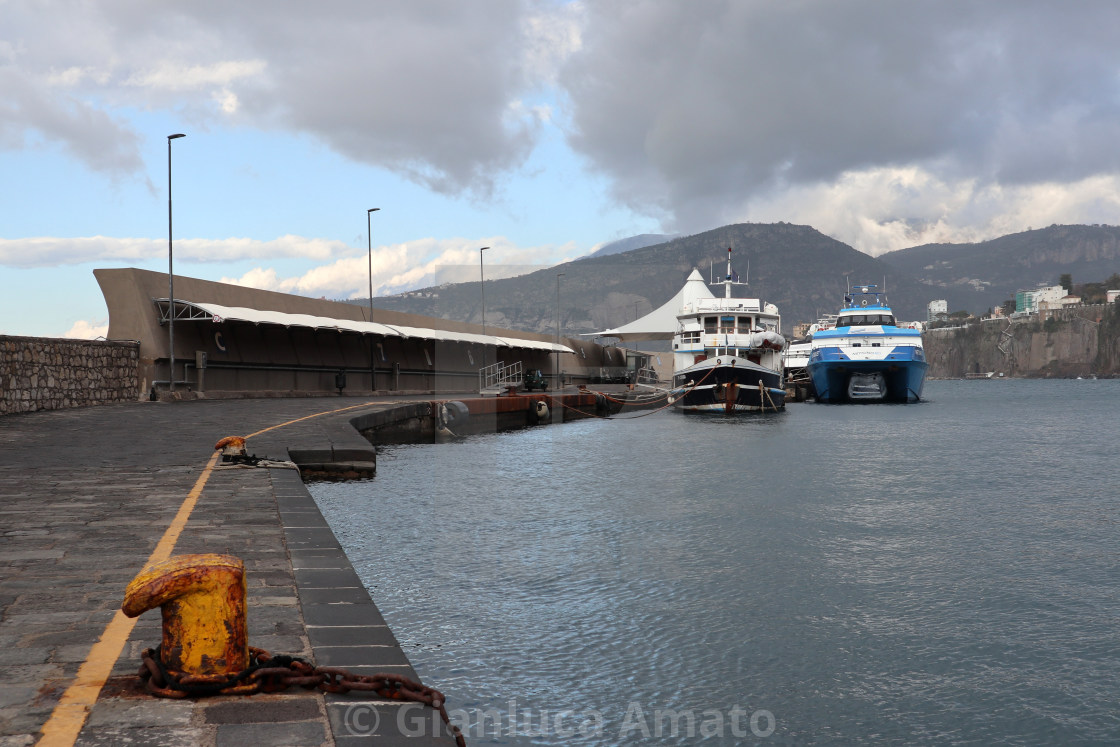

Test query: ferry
[668,250,786,413]
[807,284,927,403]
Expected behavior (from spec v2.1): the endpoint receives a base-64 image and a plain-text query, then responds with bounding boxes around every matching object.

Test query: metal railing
[479,360,522,393]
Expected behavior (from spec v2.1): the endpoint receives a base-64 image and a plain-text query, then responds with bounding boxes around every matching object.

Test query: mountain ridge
[362,223,1120,337]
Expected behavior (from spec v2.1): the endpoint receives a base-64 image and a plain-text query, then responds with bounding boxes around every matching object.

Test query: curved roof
[157,299,574,353]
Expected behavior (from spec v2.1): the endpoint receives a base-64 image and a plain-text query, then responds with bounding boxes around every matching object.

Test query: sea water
[310,379,1120,745]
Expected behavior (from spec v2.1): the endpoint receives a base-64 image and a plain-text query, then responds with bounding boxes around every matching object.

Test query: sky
[6,0,1120,338]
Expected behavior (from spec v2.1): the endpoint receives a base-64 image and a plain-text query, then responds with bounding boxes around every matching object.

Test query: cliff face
[924,306,1120,378]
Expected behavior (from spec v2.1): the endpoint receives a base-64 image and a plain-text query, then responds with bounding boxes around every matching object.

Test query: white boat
[586,249,786,413]
[807,284,927,403]
[667,250,786,412]
[782,315,836,393]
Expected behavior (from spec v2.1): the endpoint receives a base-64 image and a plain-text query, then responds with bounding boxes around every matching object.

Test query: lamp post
[167,133,185,393]
[479,246,489,370]
[367,208,379,390]
[556,272,565,388]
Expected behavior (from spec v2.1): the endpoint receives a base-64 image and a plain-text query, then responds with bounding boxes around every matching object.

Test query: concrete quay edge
[0,395,464,747]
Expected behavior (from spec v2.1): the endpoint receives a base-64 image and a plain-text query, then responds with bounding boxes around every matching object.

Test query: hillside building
[1015,285,1065,314]
[927,299,948,322]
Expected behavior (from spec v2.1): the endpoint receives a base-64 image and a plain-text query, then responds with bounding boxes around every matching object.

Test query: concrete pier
[0,397,456,746]
[1,387,656,745]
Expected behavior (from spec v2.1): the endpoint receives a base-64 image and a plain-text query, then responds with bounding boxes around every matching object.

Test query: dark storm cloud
[202,0,538,196]
[558,0,1120,230]
[2,0,540,194]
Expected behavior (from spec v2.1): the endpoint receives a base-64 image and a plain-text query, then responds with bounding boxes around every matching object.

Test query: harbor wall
[924,303,1120,378]
[0,335,140,414]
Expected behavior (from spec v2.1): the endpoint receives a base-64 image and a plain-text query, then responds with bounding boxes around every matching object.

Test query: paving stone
[203,696,321,724]
[74,726,206,747]
[85,699,194,728]
[306,625,398,648]
[297,587,372,605]
[215,721,327,747]
[0,398,440,745]
[301,603,387,628]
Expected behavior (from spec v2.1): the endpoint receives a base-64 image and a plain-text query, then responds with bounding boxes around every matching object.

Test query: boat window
[740,316,753,331]
[837,313,895,327]
[704,316,718,333]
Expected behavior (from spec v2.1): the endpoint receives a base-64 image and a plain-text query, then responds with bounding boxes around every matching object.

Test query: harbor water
[310,379,1120,744]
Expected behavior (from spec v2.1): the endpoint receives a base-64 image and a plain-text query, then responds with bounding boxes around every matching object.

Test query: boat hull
[807,349,927,403]
[671,360,785,412]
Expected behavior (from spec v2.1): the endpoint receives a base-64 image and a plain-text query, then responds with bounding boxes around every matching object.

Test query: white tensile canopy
[584,269,714,341]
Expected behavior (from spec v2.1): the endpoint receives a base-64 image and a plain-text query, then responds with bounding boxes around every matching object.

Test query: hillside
[879,224,1120,312]
[367,223,938,335]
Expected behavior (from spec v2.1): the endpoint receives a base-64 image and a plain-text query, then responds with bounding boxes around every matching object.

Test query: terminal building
[96,268,623,398]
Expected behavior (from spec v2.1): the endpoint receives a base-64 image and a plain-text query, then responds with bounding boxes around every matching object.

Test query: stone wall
[0,336,140,415]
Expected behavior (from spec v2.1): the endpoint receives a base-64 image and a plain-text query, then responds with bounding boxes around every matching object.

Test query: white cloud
[122,60,267,92]
[219,237,582,299]
[63,318,108,339]
[744,168,1120,255]
[0,235,354,268]
[558,1,1120,237]
[1,1,551,192]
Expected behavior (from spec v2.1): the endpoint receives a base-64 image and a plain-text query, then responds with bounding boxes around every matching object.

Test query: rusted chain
[138,647,466,746]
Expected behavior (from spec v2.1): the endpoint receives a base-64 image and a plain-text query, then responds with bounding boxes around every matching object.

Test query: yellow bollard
[122,553,249,676]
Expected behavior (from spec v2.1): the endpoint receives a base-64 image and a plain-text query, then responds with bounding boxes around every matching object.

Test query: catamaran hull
[807,356,927,403]
[671,362,785,413]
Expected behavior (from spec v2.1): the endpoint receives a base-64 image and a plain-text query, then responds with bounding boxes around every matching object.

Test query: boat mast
[715,247,748,298]
[725,247,733,298]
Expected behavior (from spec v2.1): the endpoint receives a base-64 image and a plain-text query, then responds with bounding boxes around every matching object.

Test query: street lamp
[167,133,185,393]
[556,272,565,388]
[479,246,490,370]
[367,208,379,391]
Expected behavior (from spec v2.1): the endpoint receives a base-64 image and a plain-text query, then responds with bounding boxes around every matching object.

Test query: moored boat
[585,248,786,413]
[668,249,786,413]
[807,284,927,403]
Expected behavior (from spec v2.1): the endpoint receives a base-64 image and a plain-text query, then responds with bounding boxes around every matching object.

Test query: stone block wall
[0,336,140,415]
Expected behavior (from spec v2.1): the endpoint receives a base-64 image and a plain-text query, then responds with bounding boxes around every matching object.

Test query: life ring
[441,400,470,429]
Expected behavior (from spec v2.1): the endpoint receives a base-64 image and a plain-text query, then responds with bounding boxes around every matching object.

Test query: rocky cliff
[924,305,1120,378]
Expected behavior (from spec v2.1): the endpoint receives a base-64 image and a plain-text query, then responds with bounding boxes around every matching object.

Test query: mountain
[368,223,939,335]
[878,224,1120,312]
[585,233,677,259]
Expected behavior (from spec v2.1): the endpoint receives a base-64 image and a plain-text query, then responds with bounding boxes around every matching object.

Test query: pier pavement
[0,394,465,747]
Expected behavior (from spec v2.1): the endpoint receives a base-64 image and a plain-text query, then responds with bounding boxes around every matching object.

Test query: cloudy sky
[5,0,1120,338]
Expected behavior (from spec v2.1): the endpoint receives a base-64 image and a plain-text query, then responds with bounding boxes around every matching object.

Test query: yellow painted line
[36,399,388,746]
[245,399,386,439]
[37,450,220,747]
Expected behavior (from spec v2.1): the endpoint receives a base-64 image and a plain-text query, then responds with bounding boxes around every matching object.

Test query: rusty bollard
[122,554,249,676]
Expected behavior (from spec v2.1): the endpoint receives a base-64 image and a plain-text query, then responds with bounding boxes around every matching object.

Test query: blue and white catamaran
[807,283,927,403]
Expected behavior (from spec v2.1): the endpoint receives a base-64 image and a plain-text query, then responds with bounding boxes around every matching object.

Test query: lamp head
[168,133,185,140]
